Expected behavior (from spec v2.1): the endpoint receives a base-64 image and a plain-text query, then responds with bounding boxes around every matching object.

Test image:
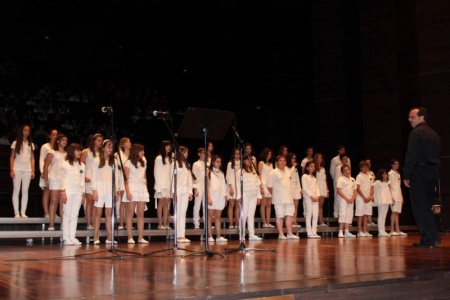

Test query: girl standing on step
[226,148,241,229]
[43,133,68,231]
[258,147,274,228]
[302,161,321,238]
[115,137,131,230]
[10,124,35,218]
[154,140,173,230]
[207,155,228,242]
[39,128,58,218]
[286,152,302,228]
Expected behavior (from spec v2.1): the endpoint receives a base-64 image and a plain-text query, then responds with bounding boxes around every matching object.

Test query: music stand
[225,124,275,254]
[179,107,234,258]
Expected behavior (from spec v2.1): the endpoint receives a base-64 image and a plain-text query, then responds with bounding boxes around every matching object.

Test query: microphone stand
[142,113,195,256]
[75,106,140,259]
[225,124,274,254]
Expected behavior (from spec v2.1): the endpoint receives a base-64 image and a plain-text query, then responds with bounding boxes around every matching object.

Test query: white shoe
[378,232,391,237]
[333,212,339,218]
[127,239,135,244]
[164,226,172,230]
[278,235,287,240]
[318,223,328,227]
[357,232,366,237]
[178,237,191,243]
[368,222,377,227]
[48,227,55,231]
[118,226,125,230]
[216,236,228,242]
[138,238,149,244]
[263,224,270,228]
[313,234,322,239]
[44,214,50,218]
[338,232,344,238]
[344,232,356,238]
[364,232,373,237]
[87,225,94,230]
[72,239,82,245]
[268,224,275,228]
[208,237,215,242]
[64,240,74,245]
[229,225,235,229]
[398,231,408,236]
[105,240,118,244]
[194,225,200,229]
[93,240,100,245]
[286,234,299,239]
[390,231,399,236]
[249,235,262,241]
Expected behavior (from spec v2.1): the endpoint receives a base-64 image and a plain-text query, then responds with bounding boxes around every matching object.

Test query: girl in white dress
[313,153,329,226]
[207,155,228,242]
[154,140,173,230]
[258,147,274,228]
[39,128,58,218]
[10,124,35,218]
[337,164,357,238]
[124,143,150,244]
[43,133,67,231]
[302,161,321,238]
[226,148,241,229]
[80,133,104,230]
[388,159,407,236]
[92,139,119,244]
[60,143,85,245]
[115,137,131,230]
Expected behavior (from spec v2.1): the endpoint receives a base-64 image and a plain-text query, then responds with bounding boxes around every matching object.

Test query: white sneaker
[249,235,262,241]
[48,227,55,231]
[318,223,328,227]
[398,231,408,236]
[344,232,356,238]
[368,222,377,227]
[105,240,118,244]
[64,240,74,245]
[313,234,322,239]
[216,236,228,242]
[286,234,299,239]
[333,212,339,218]
[72,238,82,245]
[268,224,275,228]
[378,232,391,237]
[165,226,172,230]
[364,232,373,237]
[93,240,100,245]
[390,231,399,236]
[278,235,287,240]
[127,239,135,244]
[208,237,215,242]
[357,232,366,237]
[338,232,344,238]
[263,224,270,228]
[138,238,149,244]
[118,226,125,230]
[194,225,200,229]
[178,237,191,243]
[87,225,94,230]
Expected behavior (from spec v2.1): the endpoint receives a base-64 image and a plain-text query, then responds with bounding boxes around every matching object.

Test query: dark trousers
[409,165,439,245]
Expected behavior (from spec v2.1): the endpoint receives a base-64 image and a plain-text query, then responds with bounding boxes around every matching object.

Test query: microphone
[101,106,113,113]
[153,110,170,116]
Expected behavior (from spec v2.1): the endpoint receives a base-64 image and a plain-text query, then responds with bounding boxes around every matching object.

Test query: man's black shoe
[412,243,436,248]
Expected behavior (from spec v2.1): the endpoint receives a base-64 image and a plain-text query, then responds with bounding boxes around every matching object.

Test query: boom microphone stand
[142,112,195,256]
[225,123,274,254]
[75,106,140,259]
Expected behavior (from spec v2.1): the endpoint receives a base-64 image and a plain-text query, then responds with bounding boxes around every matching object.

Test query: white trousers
[12,170,32,215]
[176,192,190,238]
[63,193,82,242]
[304,196,318,236]
[242,191,258,236]
[193,190,204,227]
[377,204,390,233]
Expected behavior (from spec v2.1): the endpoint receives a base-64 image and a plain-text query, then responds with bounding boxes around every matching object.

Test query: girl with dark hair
[115,137,132,230]
[39,128,58,217]
[207,155,228,242]
[43,133,68,231]
[60,143,85,245]
[313,153,329,226]
[10,124,35,218]
[92,139,119,244]
[302,161,321,238]
[226,147,241,229]
[373,168,393,237]
[258,147,274,228]
[154,140,173,230]
[124,143,150,244]
[286,152,302,228]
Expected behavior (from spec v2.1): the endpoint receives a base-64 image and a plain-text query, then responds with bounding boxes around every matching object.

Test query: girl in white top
[333,154,349,220]
[286,152,302,228]
[80,133,104,230]
[226,148,241,229]
[39,128,58,217]
[267,155,299,240]
[313,153,329,226]
[355,161,374,237]
[124,143,150,244]
[388,159,407,236]
[43,134,67,230]
[191,147,207,229]
[235,154,263,241]
[115,137,131,230]
[258,147,274,228]
[92,139,119,244]
[300,146,314,174]
[337,164,357,238]
[373,168,393,237]
[172,146,196,243]
[302,161,321,238]
[10,124,35,218]
[60,143,85,245]
[207,155,228,242]
[154,140,173,230]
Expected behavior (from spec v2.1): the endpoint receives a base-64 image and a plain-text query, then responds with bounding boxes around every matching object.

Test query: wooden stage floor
[0,233,449,300]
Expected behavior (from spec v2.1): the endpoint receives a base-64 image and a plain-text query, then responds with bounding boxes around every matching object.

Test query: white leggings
[12,170,32,215]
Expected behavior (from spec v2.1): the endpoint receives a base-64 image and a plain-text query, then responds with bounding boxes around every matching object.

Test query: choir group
[9,125,407,245]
